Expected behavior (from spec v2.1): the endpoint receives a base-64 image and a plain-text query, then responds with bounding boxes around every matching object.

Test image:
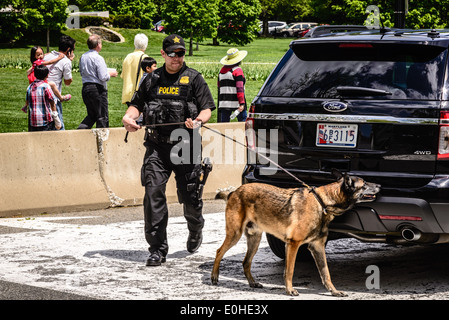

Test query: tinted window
[261,43,447,100]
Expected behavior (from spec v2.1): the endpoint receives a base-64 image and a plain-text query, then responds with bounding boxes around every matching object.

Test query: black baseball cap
[163,34,186,52]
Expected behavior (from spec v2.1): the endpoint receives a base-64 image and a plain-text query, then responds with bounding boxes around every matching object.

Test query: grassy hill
[0,28,291,132]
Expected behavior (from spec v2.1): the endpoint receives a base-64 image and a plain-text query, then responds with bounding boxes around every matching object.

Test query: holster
[185,157,213,207]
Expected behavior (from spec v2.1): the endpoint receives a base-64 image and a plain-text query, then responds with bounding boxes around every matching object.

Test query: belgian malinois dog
[211,172,380,297]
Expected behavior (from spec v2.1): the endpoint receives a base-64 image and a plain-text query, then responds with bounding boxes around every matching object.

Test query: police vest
[143,66,200,130]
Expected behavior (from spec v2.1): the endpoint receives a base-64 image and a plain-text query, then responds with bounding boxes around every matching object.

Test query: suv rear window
[262,42,447,100]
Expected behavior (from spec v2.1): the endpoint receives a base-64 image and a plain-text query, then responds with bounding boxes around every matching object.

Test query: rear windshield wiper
[336,86,392,96]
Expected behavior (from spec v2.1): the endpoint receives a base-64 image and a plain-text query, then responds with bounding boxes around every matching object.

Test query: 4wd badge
[322,101,348,113]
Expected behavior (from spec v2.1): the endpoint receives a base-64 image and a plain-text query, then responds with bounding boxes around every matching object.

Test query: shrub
[190,62,274,81]
[113,15,141,29]
[80,16,110,28]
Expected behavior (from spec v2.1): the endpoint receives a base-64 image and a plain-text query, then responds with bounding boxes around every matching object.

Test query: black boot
[146,251,166,266]
[187,231,203,253]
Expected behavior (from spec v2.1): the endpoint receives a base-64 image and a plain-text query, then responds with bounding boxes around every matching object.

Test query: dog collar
[309,187,329,216]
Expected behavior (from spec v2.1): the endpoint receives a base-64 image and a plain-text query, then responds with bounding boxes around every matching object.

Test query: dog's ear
[343,174,354,190]
[331,168,343,180]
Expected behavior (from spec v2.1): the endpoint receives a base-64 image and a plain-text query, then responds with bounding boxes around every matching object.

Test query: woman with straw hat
[217,48,248,122]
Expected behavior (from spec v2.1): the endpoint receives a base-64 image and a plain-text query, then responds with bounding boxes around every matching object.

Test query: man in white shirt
[43,35,76,130]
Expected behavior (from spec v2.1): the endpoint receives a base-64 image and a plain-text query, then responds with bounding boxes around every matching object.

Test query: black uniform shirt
[130,62,216,116]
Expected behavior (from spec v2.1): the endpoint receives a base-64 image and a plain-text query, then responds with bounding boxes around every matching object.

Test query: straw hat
[220,48,248,65]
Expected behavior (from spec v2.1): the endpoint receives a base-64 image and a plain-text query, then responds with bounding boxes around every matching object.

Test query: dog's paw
[211,275,218,285]
[249,282,263,289]
[331,290,347,297]
[286,288,299,296]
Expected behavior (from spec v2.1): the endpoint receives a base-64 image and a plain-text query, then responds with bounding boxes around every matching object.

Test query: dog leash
[201,124,330,215]
[124,122,186,143]
[202,124,309,185]
[124,122,330,215]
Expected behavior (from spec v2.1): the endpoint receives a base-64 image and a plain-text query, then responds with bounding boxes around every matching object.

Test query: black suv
[243,29,449,258]
[303,25,369,38]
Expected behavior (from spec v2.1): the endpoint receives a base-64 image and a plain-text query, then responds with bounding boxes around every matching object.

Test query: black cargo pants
[141,131,204,257]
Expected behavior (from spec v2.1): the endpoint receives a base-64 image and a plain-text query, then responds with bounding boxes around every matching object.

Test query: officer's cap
[163,34,186,52]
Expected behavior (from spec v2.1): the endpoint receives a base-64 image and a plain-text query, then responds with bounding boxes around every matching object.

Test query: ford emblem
[322,101,348,113]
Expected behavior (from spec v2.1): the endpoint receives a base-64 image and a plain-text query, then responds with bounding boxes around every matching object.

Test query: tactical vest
[143,66,200,133]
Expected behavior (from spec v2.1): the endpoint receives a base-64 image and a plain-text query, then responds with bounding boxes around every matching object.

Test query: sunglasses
[165,50,185,58]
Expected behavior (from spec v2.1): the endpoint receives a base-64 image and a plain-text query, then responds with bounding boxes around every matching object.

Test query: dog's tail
[215,187,236,202]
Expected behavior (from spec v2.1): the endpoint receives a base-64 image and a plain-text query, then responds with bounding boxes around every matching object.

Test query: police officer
[122,34,215,266]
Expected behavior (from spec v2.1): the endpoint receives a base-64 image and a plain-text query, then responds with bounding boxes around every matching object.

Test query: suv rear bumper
[332,197,446,234]
[243,165,449,242]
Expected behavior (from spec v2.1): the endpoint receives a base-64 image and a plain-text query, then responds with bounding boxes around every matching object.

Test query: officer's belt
[145,128,182,145]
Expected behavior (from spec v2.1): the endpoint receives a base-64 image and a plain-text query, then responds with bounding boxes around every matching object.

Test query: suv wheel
[266,233,313,261]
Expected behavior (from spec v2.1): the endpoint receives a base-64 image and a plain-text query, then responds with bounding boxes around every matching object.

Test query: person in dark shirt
[122,34,216,266]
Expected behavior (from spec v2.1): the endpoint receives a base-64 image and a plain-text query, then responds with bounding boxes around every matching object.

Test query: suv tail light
[245,104,256,163]
[438,111,449,159]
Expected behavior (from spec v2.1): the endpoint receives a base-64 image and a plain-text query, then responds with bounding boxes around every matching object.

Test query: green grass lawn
[0,29,291,133]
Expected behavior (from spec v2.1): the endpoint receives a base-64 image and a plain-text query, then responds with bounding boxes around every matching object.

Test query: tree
[216,0,261,46]
[0,0,69,47]
[258,0,314,36]
[162,0,219,56]
[258,0,305,33]
[405,0,449,29]
[308,0,449,29]
[289,0,314,22]
[326,0,394,26]
[74,0,157,28]
[0,0,26,42]
[21,0,69,51]
[259,0,280,36]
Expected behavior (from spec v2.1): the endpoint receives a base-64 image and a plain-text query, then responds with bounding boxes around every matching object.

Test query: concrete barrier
[0,123,246,217]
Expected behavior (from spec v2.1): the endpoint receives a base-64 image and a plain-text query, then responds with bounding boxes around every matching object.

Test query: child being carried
[23,46,71,112]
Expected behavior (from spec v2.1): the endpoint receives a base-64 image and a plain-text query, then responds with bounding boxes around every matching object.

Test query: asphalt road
[1,200,449,307]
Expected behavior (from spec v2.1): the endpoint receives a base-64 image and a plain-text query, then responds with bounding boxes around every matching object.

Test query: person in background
[138,57,157,87]
[78,34,118,129]
[217,48,248,122]
[43,35,76,130]
[133,57,157,127]
[123,57,157,143]
[26,65,62,131]
[121,33,149,105]
[23,46,71,113]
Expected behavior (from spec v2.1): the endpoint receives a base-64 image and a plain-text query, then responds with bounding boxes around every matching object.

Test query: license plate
[316,123,358,148]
